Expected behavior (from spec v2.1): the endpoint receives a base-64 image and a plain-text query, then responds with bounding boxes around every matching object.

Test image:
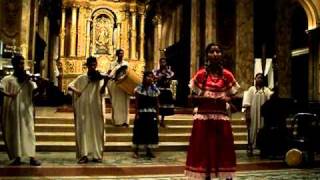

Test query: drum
[114,65,141,95]
[285,148,303,167]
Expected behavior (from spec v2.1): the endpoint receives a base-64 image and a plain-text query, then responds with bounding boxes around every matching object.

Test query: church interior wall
[0,0,320,106]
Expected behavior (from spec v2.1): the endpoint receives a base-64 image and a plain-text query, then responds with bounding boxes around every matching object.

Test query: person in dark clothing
[132,71,160,159]
[258,89,290,159]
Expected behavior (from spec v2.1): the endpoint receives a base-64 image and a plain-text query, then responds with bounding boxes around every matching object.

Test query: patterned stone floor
[0,151,320,179]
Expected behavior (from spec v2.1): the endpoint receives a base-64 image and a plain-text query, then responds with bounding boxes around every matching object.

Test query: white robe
[107,60,130,125]
[68,75,105,159]
[0,75,37,159]
[242,86,273,147]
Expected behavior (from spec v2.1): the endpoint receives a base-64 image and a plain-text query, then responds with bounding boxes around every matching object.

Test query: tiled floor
[1,107,320,179]
[0,151,320,179]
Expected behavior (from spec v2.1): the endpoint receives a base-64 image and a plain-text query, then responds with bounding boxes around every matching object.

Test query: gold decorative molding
[58,0,146,91]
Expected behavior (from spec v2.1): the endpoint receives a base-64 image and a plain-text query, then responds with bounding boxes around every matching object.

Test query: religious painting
[94,15,113,55]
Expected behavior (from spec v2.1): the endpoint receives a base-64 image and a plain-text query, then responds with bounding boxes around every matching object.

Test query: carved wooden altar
[58,0,146,92]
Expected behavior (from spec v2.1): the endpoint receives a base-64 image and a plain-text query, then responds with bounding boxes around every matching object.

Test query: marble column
[60,7,66,57]
[42,16,50,78]
[307,27,320,100]
[235,0,254,92]
[85,19,91,57]
[70,6,78,57]
[275,0,292,98]
[123,10,130,59]
[85,8,91,57]
[153,16,161,68]
[92,18,96,55]
[31,2,39,68]
[116,23,121,50]
[190,0,201,78]
[20,0,31,59]
[130,9,137,59]
[139,13,145,60]
[77,7,86,57]
[205,0,217,45]
[175,6,182,43]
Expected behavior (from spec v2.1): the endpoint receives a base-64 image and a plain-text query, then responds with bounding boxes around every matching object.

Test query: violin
[88,70,110,82]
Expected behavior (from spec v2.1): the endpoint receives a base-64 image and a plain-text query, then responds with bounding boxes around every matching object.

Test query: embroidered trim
[193,114,230,121]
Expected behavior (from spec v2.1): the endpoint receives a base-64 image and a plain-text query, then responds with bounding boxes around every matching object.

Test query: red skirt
[185,113,236,179]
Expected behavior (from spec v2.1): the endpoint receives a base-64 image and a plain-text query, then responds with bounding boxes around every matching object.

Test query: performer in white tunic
[0,55,41,166]
[68,56,108,164]
[107,49,130,127]
[242,73,273,156]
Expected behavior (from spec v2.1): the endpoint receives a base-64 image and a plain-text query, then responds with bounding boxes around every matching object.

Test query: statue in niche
[1,1,20,38]
[95,16,113,55]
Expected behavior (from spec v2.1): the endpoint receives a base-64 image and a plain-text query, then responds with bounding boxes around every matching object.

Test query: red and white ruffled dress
[185,68,240,180]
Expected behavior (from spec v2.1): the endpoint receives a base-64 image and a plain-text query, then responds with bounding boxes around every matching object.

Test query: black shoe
[30,158,41,166]
[92,158,102,163]
[159,122,166,128]
[122,123,129,128]
[78,156,88,164]
[146,152,156,158]
[9,157,21,166]
[132,152,139,159]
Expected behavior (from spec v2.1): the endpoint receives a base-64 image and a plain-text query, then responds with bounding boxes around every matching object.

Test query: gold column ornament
[116,22,121,49]
[60,7,66,57]
[77,6,86,57]
[70,6,77,57]
[86,19,91,57]
[139,12,145,60]
[130,8,137,59]
[152,16,161,68]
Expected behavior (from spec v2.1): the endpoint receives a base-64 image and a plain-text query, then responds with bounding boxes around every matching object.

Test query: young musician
[107,49,130,127]
[0,55,41,166]
[132,71,160,159]
[153,58,175,128]
[68,56,108,163]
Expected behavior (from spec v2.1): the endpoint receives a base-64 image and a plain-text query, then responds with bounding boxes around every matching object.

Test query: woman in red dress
[185,43,240,180]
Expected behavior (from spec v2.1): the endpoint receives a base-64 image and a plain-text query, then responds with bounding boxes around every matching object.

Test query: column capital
[129,5,137,13]
[152,16,161,25]
[137,6,146,15]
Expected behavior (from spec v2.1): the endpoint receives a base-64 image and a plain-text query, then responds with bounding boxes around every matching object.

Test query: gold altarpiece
[59,0,146,92]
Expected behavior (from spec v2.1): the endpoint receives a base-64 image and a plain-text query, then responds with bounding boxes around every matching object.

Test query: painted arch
[298,0,319,29]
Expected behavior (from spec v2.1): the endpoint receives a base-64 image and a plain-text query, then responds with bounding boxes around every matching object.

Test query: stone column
[123,10,130,59]
[116,22,121,49]
[77,7,86,57]
[42,16,50,78]
[235,0,254,92]
[31,2,39,68]
[86,19,91,57]
[70,6,78,57]
[92,18,96,55]
[130,9,137,59]
[20,0,31,59]
[175,6,182,43]
[275,0,291,98]
[153,16,161,68]
[139,12,145,60]
[190,0,200,78]
[60,7,66,57]
[307,27,320,100]
[205,0,217,45]
[85,8,91,57]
